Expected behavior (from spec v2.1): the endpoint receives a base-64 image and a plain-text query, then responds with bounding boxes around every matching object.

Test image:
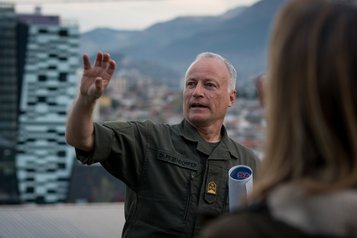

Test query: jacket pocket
[136,147,198,228]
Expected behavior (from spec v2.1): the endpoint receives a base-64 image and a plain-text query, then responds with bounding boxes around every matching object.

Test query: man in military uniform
[66,51,259,237]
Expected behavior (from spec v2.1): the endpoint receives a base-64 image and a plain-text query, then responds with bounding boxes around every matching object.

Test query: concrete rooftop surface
[0,202,125,238]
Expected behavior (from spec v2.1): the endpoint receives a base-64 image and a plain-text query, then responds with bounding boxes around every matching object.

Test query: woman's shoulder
[199,201,343,238]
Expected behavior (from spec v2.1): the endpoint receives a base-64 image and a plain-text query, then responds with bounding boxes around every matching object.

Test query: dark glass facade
[0,3,20,204]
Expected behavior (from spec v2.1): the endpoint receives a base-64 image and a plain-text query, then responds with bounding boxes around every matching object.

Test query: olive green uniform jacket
[76,119,259,238]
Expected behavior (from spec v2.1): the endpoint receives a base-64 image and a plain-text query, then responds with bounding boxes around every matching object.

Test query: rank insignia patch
[207,181,217,195]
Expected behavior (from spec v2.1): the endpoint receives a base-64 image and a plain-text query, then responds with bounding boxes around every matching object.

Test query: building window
[38,29,48,33]
[57,151,66,157]
[37,96,46,102]
[38,75,47,82]
[57,163,66,169]
[58,29,68,37]
[59,73,67,82]
[26,187,34,193]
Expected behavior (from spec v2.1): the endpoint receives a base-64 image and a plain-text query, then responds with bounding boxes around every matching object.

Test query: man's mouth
[190,103,208,109]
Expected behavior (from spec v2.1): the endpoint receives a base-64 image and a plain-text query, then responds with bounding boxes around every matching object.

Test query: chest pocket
[136,148,199,228]
[141,148,199,196]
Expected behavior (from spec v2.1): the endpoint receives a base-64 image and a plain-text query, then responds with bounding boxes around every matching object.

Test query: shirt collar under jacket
[178,119,239,160]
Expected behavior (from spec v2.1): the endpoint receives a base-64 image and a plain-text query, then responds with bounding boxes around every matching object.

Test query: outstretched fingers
[82,53,92,70]
[102,52,110,69]
[94,52,116,74]
[107,59,116,76]
[82,52,116,87]
[94,52,103,67]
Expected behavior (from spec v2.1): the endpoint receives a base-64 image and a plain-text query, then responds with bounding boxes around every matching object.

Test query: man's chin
[187,116,209,126]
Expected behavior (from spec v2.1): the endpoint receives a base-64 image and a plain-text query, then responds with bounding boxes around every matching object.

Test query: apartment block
[0,4,80,203]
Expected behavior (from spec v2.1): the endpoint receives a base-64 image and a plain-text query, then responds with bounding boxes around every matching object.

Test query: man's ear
[228,90,236,107]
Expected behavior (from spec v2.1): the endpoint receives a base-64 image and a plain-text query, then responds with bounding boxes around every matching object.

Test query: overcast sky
[14,0,259,32]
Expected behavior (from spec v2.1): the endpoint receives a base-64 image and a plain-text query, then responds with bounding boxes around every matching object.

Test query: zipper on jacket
[184,172,195,221]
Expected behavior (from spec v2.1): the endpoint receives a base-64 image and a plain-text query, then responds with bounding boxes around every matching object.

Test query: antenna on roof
[34,5,41,14]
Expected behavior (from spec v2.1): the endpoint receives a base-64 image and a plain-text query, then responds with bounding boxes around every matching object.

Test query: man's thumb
[95,77,104,93]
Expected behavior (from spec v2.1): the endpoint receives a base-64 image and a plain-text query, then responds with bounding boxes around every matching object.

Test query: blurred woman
[200,0,357,237]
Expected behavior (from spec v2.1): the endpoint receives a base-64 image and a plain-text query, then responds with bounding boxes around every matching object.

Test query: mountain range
[81,0,286,88]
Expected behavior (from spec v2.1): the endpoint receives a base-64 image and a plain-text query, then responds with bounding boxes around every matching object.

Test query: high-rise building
[0,3,18,146]
[0,3,20,204]
[0,4,80,203]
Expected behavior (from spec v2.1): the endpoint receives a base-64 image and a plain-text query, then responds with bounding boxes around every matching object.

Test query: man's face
[183,57,236,128]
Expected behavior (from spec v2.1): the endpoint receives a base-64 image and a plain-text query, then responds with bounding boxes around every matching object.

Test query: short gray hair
[184,52,237,92]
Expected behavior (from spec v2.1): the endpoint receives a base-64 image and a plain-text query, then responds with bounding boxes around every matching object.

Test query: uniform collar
[179,120,239,160]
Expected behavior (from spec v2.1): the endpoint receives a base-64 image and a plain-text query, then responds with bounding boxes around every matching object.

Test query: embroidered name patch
[157,151,198,170]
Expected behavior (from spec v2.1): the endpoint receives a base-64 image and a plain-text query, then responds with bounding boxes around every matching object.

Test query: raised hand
[80,52,116,101]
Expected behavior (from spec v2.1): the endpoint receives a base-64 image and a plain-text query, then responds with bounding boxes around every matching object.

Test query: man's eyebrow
[186,78,197,81]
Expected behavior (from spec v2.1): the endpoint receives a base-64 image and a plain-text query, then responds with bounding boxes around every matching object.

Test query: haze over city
[11,0,259,32]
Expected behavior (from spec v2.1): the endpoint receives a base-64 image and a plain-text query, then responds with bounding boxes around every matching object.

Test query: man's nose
[193,83,204,97]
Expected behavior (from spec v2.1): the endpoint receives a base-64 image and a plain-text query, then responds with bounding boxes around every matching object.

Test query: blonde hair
[253,0,357,198]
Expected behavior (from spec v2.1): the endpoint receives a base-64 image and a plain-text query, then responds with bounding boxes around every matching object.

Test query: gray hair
[184,52,237,92]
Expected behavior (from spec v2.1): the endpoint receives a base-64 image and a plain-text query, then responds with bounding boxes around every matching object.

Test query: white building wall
[16,22,79,203]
